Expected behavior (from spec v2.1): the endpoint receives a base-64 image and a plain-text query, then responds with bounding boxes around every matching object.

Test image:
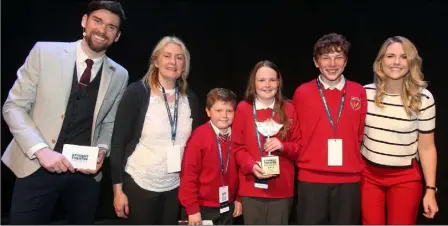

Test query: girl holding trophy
[231,60,301,225]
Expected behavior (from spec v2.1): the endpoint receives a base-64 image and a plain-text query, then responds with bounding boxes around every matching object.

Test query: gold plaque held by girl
[261,155,280,175]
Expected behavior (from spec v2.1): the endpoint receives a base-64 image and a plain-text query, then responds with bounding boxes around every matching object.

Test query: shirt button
[61,114,64,119]
[51,139,56,144]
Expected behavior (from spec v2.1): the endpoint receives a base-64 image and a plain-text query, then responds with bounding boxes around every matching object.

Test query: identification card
[254,178,268,189]
[62,144,99,170]
[167,145,181,173]
[219,186,229,213]
[328,139,343,166]
[261,155,280,175]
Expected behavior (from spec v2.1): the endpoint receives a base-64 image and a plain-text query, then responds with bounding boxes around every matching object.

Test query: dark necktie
[79,59,94,90]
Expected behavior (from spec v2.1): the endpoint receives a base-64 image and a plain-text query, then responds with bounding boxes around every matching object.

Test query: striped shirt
[361,83,436,167]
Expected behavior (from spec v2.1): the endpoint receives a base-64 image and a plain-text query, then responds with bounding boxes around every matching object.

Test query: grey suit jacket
[1,41,129,180]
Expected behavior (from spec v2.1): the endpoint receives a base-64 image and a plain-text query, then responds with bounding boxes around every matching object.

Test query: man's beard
[85,31,110,53]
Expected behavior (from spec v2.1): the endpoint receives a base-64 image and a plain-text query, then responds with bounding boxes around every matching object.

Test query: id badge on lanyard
[162,85,182,173]
[316,78,345,166]
[215,131,230,213]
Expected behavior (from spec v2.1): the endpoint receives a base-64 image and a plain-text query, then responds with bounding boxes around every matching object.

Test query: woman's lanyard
[161,85,179,144]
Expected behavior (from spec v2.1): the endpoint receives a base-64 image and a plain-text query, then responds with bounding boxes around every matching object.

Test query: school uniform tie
[219,133,230,142]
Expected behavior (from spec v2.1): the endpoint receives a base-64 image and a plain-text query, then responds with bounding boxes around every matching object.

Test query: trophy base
[261,156,280,175]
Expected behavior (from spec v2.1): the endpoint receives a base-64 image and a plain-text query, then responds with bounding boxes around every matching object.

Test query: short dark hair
[87,1,126,28]
[313,33,350,60]
[206,88,237,109]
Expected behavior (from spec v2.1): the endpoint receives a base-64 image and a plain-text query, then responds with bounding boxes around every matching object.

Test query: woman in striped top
[361,36,439,224]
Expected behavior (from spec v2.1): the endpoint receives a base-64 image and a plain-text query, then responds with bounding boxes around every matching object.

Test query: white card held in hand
[328,139,343,166]
[62,144,99,170]
[167,145,181,173]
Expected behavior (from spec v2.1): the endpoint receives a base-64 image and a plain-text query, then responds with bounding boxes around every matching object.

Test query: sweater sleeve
[179,130,202,215]
[279,104,301,160]
[417,89,436,133]
[358,88,367,146]
[231,103,256,175]
[292,86,302,117]
[109,82,140,185]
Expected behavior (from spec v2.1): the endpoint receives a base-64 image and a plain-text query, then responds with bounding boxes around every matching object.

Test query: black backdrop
[1,0,447,224]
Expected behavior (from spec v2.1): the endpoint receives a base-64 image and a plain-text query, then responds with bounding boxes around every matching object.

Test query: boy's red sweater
[292,79,367,183]
[179,122,239,215]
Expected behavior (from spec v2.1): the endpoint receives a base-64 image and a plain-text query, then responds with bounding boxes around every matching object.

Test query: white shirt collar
[209,121,231,136]
[318,75,345,91]
[76,40,104,66]
[255,98,275,110]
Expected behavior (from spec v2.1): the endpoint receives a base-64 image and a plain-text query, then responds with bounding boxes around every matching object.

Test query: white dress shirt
[76,40,104,82]
[255,98,275,110]
[210,121,231,136]
[318,74,346,90]
[125,94,192,192]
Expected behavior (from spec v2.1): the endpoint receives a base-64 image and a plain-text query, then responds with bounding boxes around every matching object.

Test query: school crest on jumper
[350,96,361,111]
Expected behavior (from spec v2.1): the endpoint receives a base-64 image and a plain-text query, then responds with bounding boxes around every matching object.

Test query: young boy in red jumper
[292,33,367,225]
[179,88,242,225]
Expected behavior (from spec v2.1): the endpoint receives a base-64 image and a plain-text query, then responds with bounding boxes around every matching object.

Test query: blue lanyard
[252,101,276,154]
[215,130,231,186]
[161,86,179,144]
[316,78,346,137]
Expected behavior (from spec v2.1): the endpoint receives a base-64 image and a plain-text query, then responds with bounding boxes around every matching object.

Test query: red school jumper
[292,79,367,183]
[179,122,239,215]
[231,100,301,198]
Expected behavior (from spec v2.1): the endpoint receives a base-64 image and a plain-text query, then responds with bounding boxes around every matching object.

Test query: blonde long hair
[373,36,427,116]
[143,36,191,95]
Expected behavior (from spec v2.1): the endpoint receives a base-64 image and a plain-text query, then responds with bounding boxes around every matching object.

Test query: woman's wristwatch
[426,186,438,193]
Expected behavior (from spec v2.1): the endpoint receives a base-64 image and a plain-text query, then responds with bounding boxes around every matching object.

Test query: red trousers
[361,160,422,225]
